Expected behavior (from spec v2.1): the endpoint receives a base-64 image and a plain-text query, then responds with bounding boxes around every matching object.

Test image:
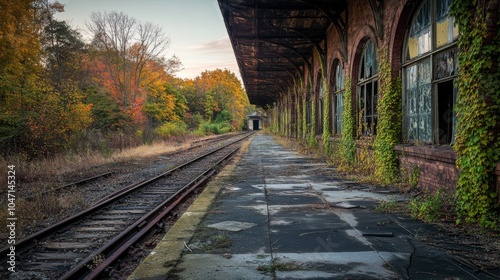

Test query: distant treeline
[0,1,253,158]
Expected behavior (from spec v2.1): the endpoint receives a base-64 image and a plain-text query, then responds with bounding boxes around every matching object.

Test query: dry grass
[0,135,213,239]
[0,136,203,187]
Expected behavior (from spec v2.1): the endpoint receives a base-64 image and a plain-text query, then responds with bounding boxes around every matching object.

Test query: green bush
[195,121,231,135]
[155,121,188,138]
[409,190,452,222]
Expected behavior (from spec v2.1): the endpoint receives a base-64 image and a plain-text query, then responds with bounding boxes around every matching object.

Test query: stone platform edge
[127,135,254,280]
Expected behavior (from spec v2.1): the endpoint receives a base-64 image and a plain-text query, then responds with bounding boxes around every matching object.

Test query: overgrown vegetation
[409,190,455,222]
[373,50,402,185]
[338,77,356,168]
[450,0,500,228]
[376,189,455,223]
[0,1,251,162]
[257,259,303,274]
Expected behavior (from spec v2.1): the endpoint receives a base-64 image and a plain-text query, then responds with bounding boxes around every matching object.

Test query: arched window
[331,60,344,135]
[358,40,378,136]
[317,73,324,134]
[404,0,458,144]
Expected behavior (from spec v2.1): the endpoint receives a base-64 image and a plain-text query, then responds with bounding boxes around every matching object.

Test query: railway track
[1,132,253,280]
[23,132,245,200]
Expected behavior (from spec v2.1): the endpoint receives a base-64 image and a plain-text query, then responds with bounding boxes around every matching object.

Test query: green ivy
[450,0,500,228]
[373,50,402,184]
[339,77,356,167]
[322,75,332,154]
[295,84,303,139]
[307,83,317,148]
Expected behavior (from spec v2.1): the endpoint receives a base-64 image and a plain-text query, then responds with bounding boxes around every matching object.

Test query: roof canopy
[218,0,347,107]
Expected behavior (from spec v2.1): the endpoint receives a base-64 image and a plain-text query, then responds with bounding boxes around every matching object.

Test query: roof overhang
[218,0,347,107]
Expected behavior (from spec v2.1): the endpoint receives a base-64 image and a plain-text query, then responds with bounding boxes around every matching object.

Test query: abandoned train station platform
[129,133,498,280]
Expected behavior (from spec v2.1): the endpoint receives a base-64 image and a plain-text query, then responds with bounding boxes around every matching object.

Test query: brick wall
[310,0,499,198]
[395,145,458,193]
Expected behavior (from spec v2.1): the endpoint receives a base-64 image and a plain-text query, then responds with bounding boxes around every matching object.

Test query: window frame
[331,60,344,135]
[332,59,345,135]
[402,0,458,145]
[316,73,324,135]
[357,40,379,137]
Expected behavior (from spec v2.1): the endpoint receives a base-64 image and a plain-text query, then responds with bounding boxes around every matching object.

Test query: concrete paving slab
[131,133,499,280]
[206,221,257,232]
[175,254,273,280]
[271,252,403,279]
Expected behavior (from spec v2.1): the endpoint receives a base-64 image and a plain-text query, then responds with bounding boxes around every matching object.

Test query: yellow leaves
[21,81,93,156]
[193,69,249,130]
[0,0,42,81]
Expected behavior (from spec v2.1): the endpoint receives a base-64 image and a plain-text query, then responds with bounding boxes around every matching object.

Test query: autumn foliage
[0,1,250,159]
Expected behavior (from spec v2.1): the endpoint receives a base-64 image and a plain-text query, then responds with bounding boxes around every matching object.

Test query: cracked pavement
[131,133,499,280]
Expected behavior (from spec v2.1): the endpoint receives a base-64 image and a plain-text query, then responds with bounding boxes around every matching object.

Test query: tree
[42,18,86,86]
[86,11,181,118]
[192,69,249,130]
[0,0,43,153]
[36,1,85,87]
[144,83,187,125]
[0,0,92,157]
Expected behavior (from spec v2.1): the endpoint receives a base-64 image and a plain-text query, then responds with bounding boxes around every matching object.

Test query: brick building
[219,1,499,200]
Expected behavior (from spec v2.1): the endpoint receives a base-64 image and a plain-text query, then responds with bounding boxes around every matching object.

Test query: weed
[409,189,454,222]
[86,254,105,270]
[376,200,403,213]
[257,259,304,273]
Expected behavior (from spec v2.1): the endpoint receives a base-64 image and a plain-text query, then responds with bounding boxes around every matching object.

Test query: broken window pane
[436,0,451,21]
[404,0,459,144]
[358,40,378,136]
[407,0,431,60]
[405,59,432,142]
[333,61,344,135]
[360,40,378,79]
[435,48,457,79]
[335,63,343,91]
[336,94,343,134]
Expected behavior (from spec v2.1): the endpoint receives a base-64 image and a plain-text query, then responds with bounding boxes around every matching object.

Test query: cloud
[175,37,241,81]
[188,37,233,55]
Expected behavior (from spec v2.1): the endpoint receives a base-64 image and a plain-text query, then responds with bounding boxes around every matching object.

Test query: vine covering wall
[322,76,332,154]
[451,0,500,228]
[339,77,356,167]
[373,50,402,184]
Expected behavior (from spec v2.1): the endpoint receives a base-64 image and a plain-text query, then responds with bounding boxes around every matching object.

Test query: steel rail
[24,171,115,200]
[92,132,250,205]
[61,145,240,279]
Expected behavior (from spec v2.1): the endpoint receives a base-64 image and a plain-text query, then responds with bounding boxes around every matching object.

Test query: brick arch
[327,49,344,79]
[388,0,422,78]
[315,67,323,134]
[348,24,378,102]
[349,24,378,82]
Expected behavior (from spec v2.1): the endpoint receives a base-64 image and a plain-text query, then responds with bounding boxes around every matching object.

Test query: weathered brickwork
[277,0,499,194]
[395,145,458,192]
[309,0,459,191]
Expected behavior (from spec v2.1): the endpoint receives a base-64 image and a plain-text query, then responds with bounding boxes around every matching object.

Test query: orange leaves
[84,44,173,125]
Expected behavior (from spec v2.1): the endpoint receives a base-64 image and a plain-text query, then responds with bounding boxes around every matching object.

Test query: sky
[52,0,240,80]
